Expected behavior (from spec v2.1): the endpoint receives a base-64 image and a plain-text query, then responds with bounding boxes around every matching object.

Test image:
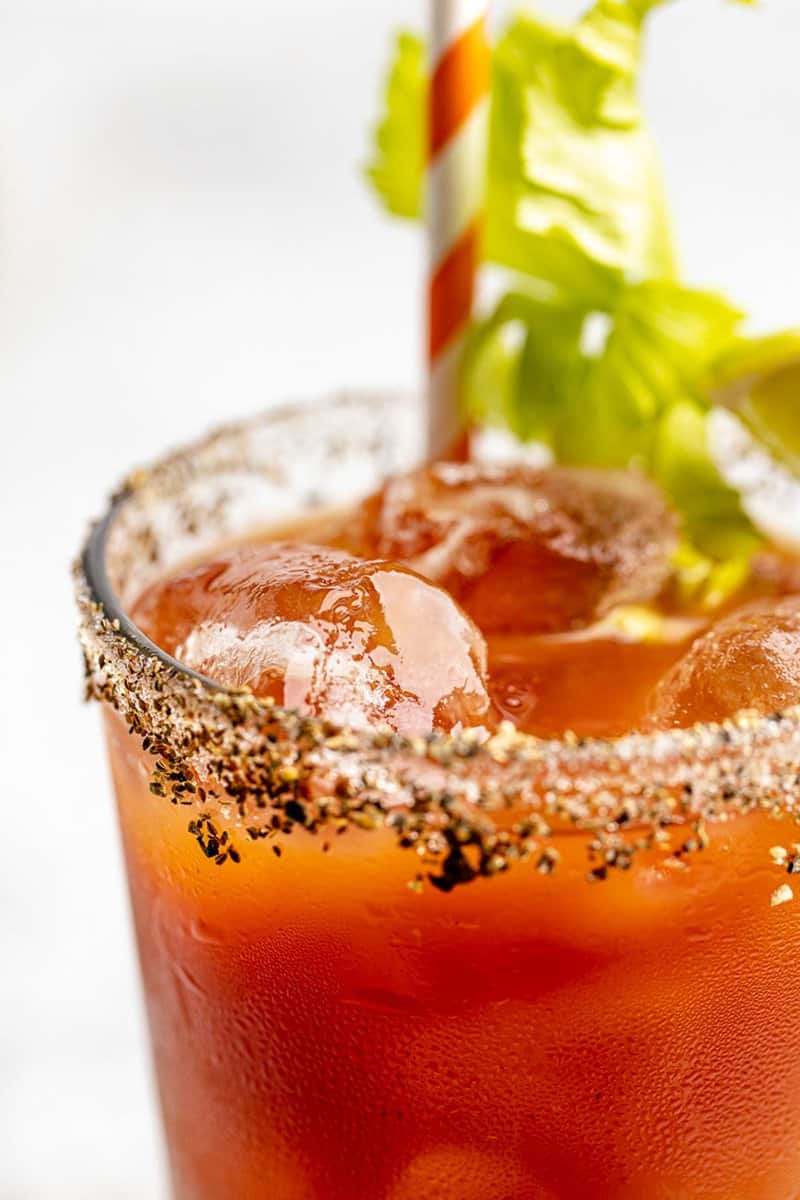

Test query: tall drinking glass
[76,392,800,1200]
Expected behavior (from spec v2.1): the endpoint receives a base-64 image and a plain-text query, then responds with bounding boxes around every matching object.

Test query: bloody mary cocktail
[77,395,800,1200]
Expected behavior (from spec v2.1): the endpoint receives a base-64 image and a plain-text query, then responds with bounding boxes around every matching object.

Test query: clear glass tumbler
[76,391,800,1200]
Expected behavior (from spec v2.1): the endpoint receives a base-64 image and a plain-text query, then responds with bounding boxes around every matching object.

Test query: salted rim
[75,392,800,888]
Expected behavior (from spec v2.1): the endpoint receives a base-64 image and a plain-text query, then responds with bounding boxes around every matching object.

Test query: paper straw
[426,0,491,457]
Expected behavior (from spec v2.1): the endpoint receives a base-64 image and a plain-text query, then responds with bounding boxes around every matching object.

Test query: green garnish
[366,32,425,221]
[670,539,754,611]
[709,331,800,477]
[366,0,797,562]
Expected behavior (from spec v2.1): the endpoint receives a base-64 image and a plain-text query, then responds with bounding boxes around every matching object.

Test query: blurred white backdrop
[1,1,799,1196]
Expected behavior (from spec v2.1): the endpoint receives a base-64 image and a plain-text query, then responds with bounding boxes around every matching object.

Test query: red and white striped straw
[427,0,491,458]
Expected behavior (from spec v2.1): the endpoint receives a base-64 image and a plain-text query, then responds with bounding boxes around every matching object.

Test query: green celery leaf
[709,329,800,388]
[462,290,585,441]
[464,278,743,470]
[486,3,676,297]
[514,307,587,443]
[669,540,751,610]
[708,331,800,476]
[651,400,761,558]
[545,280,742,468]
[460,305,524,431]
[365,32,425,220]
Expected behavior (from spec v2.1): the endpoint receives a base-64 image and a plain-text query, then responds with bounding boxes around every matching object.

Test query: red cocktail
[77,395,800,1200]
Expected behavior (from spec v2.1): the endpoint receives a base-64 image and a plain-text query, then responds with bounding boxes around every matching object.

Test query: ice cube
[131,543,492,735]
[646,596,800,728]
[353,464,677,634]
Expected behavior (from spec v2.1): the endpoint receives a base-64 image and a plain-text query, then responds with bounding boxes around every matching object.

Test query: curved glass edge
[74,390,800,883]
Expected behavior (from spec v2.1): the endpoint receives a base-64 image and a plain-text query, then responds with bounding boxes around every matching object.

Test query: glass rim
[82,486,221,692]
[75,390,800,885]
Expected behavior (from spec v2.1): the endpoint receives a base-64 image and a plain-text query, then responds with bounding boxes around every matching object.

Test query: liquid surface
[132,463,800,737]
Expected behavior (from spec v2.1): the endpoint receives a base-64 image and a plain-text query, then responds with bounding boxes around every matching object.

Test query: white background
[1,1,799,1196]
